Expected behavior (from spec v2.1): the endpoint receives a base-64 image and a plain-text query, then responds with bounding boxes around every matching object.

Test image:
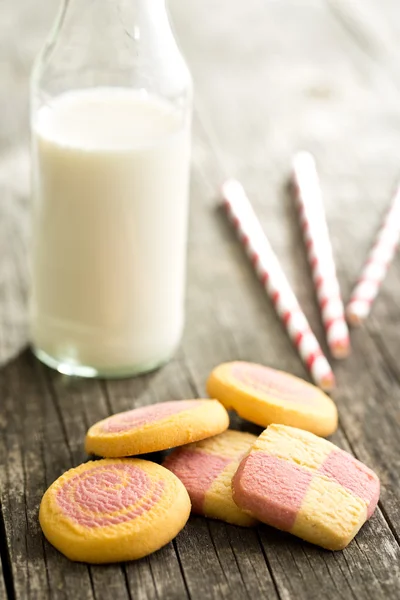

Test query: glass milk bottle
[30,0,192,377]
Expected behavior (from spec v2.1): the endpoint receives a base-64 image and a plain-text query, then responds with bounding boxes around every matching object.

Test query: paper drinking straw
[346,185,400,326]
[221,179,335,391]
[291,152,350,359]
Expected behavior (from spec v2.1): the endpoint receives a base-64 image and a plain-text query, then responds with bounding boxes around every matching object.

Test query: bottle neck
[33,0,191,107]
[58,0,169,40]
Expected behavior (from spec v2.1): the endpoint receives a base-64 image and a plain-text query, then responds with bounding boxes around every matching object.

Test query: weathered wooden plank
[0,416,13,600]
[172,2,400,598]
[327,0,400,92]
[0,175,30,368]
[320,0,400,552]
[0,354,96,600]
[335,322,400,542]
[0,508,10,600]
[174,515,278,600]
[0,567,7,600]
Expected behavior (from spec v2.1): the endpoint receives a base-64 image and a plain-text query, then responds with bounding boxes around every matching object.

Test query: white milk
[31,88,191,376]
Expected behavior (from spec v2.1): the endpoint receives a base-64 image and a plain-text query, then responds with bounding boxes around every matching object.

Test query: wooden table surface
[2,0,400,598]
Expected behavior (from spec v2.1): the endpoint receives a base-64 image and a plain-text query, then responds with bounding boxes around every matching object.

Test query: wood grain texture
[0,539,9,600]
[1,0,400,599]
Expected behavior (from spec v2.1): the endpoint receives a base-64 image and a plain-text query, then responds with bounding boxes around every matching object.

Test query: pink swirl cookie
[233,424,380,550]
[164,430,258,527]
[207,362,338,436]
[85,400,229,457]
[39,459,191,563]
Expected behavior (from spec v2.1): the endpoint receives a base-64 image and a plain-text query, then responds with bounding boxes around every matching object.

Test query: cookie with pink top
[232,424,380,550]
[163,429,258,527]
[85,400,229,457]
[39,459,191,563]
[207,361,338,437]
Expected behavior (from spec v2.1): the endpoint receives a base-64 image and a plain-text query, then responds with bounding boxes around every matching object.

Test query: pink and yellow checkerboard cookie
[232,424,380,550]
[39,459,191,563]
[85,400,229,457]
[163,430,258,527]
[207,362,338,437]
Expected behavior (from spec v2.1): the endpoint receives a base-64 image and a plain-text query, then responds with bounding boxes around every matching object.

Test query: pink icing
[101,400,203,434]
[233,453,312,530]
[319,450,380,518]
[163,449,231,513]
[232,363,321,406]
[56,463,164,528]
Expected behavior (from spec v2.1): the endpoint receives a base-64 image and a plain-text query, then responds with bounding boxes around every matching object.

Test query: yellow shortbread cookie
[164,430,258,527]
[85,400,229,457]
[207,361,337,436]
[39,459,191,563]
[232,424,380,550]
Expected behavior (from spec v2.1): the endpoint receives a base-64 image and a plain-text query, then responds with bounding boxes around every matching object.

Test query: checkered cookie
[232,424,380,550]
[164,430,258,527]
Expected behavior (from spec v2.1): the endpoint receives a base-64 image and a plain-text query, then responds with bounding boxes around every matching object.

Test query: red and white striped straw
[221,179,335,391]
[346,185,400,326]
[291,152,350,359]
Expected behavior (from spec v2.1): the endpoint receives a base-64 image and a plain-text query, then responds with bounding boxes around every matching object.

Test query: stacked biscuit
[40,362,380,563]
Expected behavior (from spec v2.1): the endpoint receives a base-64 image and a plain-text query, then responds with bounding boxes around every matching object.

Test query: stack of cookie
[39,362,379,563]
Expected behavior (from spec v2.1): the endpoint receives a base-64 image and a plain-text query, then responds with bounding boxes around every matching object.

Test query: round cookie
[232,424,380,550]
[163,430,258,527]
[206,361,338,437]
[85,400,229,457]
[39,459,191,563]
